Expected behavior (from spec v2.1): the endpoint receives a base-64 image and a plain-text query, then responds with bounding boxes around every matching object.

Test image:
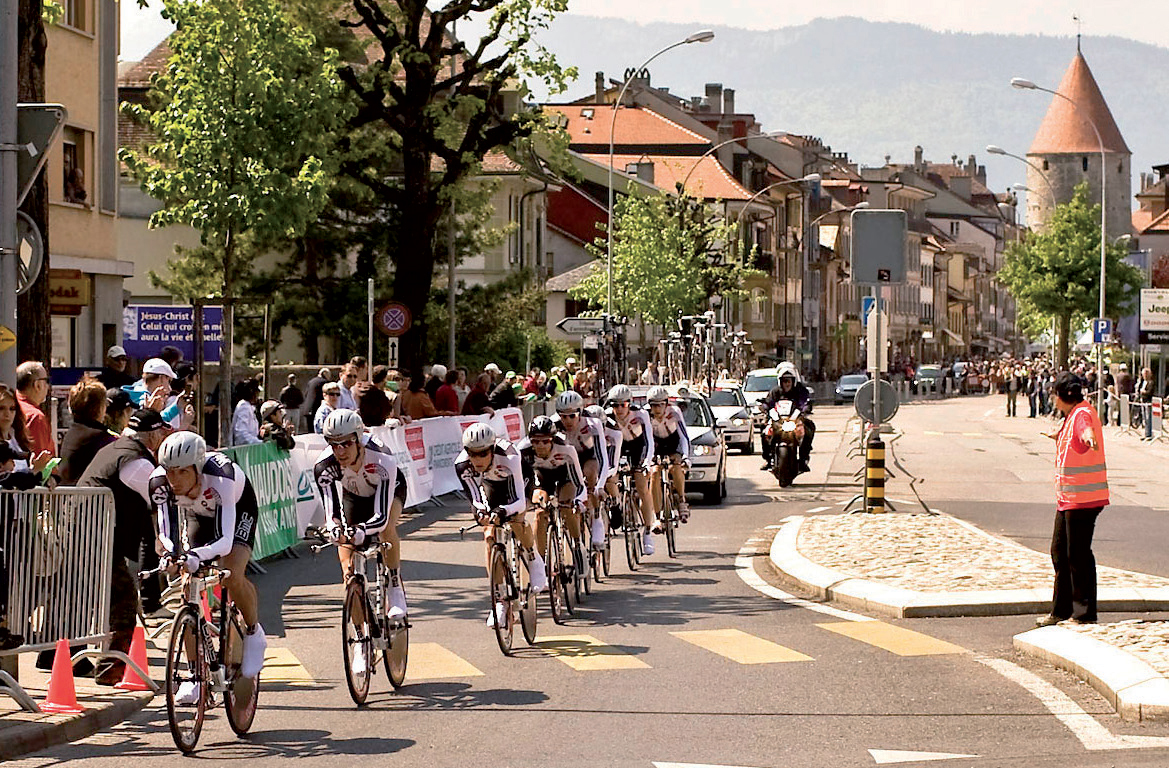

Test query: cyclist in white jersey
[518,416,586,561]
[586,403,623,530]
[646,385,692,523]
[552,391,610,551]
[605,384,658,555]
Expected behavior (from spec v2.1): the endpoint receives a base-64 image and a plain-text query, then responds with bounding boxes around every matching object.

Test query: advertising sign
[1140,289,1169,345]
[122,305,224,362]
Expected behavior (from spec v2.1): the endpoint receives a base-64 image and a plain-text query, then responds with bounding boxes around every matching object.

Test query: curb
[768,515,1169,619]
[1014,626,1169,721]
[0,688,154,760]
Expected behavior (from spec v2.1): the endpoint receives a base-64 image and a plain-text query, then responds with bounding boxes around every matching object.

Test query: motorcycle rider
[760,363,815,475]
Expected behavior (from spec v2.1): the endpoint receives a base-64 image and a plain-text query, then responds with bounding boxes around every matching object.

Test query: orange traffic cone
[41,638,84,714]
[114,626,151,691]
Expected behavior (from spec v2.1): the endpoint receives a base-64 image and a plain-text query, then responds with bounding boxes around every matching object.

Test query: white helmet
[322,408,364,439]
[158,431,206,470]
[777,362,799,381]
[647,385,669,403]
[584,405,604,421]
[555,390,584,414]
[608,384,632,403]
[462,422,496,451]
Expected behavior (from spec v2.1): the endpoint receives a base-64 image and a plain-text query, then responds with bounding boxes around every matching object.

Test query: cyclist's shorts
[621,433,648,468]
[653,431,681,458]
[533,464,571,494]
[342,467,408,527]
[187,479,259,551]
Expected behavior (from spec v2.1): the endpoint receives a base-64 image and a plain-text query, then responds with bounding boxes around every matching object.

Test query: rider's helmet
[607,384,632,404]
[462,422,496,451]
[158,431,206,470]
[647,385,670,404]
[555,390,584,414]
[777,362,799,382]
[322,408,364,439]
[584,405,605,421]
[527,415,556,438]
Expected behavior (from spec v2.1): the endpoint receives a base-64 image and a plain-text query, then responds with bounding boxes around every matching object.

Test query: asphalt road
[12,397,1169,767]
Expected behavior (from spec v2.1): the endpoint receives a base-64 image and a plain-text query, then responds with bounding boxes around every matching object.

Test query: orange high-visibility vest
[1055,401,1109,510]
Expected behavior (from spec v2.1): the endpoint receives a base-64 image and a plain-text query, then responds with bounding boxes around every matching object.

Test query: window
[949,221,960,237]
[61,127,89,205]
[63,0,88,31]
[1042,159,1049,171]
[1082,156,1089,172]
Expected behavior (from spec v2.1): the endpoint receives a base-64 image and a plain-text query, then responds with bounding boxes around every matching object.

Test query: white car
[742,368,779,431]
[627,386,728,504]
[706,384,755,454]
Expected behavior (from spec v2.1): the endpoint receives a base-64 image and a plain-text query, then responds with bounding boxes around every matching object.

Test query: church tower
[1025,49,1131,238]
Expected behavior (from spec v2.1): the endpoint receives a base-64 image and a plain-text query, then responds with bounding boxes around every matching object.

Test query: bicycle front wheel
[165,607,207,754]
[489,547,514,656]
[623,493,639,572]
[223,607,259,735]
[546,522,567,624]
[342,580,372,705]
[518,550,538,646]
[662,481,678,558]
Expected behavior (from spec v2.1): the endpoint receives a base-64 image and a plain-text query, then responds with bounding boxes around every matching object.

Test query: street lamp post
[987,144,1058,209]
[1012,76,1109,413]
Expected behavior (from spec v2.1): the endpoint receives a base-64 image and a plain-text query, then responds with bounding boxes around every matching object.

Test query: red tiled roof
[1028,52,1130,155]
[544,104,709,148]
[1135,208,1169,235]
[119,38,172,88]
[579,153,751,201]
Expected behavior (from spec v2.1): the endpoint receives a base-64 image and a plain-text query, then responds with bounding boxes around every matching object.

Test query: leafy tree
[120,0,343,443]
[999,182,1143,367]
[337,0,576,376]
[570,191,759,326]
[16,0,50,364]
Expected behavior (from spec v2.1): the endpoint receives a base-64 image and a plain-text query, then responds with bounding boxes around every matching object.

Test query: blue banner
[122,305,223,362]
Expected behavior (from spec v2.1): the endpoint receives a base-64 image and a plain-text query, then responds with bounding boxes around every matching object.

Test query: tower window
[1082,156,1089,172]
[1042,159,1049,171]
[1117,161,1123,174]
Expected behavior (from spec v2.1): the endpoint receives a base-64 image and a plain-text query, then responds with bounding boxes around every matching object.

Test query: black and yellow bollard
[865,437,886,513]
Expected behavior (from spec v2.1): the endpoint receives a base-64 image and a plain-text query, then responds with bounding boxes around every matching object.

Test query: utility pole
[0,0,19,385]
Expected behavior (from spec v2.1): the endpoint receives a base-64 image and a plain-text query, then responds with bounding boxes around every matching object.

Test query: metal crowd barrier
[0,488,156,711]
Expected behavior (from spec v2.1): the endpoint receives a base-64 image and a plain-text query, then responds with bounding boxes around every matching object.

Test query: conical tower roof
[1028,52,1130,155]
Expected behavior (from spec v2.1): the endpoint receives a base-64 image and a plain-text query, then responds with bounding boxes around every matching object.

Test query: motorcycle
[760,400,806,488]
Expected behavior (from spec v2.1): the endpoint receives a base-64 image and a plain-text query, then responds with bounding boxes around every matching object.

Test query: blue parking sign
[1092,318,1112,344]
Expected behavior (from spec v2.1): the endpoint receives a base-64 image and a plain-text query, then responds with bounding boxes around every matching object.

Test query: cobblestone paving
[1066,620,1169,678]
[797,513,1169,592]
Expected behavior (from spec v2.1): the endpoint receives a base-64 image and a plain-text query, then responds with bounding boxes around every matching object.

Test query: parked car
[707,383,755,454]
[742,368,778,432]
[913,365,944,394]
[628,385,727,504]
[834,373,868,405]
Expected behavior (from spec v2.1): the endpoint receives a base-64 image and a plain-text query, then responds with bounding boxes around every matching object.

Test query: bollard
[865,437,886,513]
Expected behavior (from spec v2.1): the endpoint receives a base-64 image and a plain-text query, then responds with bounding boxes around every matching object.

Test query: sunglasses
[467,447,492,458]
[614,400,631,407]
[530,437,553,445]
[327,437,358,449]
[559,411,579,419]
[325,392,340,397]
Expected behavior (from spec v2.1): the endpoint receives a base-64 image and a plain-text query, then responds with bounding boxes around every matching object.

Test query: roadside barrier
[865,437,887,513]
[0,487,156,712]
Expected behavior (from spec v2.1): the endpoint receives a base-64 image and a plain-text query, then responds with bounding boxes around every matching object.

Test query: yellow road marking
[671,629,813,664]
[408,642,484,679]
[923,430,944,436]
[538,635,651,671]
[816,621,966,656]
[961,432,984,437]
[262,647,314,684]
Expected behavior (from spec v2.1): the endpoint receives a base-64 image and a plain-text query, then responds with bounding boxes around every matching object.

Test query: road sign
[861,296,887,326]
[556,316,606,335]
[1092,318,1113,344]
[375,302,412,337]
[387,337,399,369]
[865,308,889,371]
[854,379,899,424]
[16,104,68,207]
[15,211,43,295]
[0,326,15,354]
[1140,289,1169,345]
[850,209,907,285]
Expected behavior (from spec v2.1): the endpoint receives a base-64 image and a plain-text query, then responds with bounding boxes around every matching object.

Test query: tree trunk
[393,145,440,378]
[1057,312,1071,370]
[300,239,319,365]
[218,230,235,447]
[16,0,49,365]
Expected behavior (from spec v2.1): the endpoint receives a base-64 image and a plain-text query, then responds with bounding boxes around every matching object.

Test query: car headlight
[692,444,714,456]
[731,418,746,426]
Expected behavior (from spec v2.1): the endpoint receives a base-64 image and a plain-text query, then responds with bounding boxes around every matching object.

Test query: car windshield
[680,398,713,427]
[919,367,942,378]
[743,374,776,393]
[840,375,867,386]
[708,389,745,407]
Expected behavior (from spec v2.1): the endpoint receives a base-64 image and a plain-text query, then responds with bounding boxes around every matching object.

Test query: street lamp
[1012,76,1109,413]
[679,130,788,195]
[987,144,1058,208]
[732,174,821,230]
[607,30,715,320]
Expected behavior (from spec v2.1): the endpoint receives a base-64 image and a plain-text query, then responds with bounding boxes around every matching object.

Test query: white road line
[868,749,978,764]
[735,536,873,622]
[982,408,997,419]
[806,506,831,513]
[976,655,1169,751]
[653,763,764,768]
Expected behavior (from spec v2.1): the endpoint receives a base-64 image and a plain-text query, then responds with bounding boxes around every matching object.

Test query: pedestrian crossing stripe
[537,635,651,671]
[815,622,966,656]
[262,647,314,685]
[671,629,813,664]
[409,642,484,679]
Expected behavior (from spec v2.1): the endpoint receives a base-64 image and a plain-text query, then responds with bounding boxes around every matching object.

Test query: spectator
[353,380,393,427]
[338,365,359,410]
[258,400,296,450]
[127,358,185,428]
[565,357,579,375]
[279,373,304,428]
[314,382,341,433]
[97,345,135,389]
[371,365,389,388]
[1116,364,1134,397]
[483,362,502,389]
[399,375,444,420]
[522,368,541,397]
[159,344,184,370]
[0,383,44,473]
[0,443,34,650]
[434,368,460,413]
[104,387,135,436]
[232,380,263,445]
[303,367,331,431]
[78,409,168,684]
[349,355,369,382]
[58,376,115,485]
[454,367,471,409]
[489,371,519,409]
[425,364,447,402]
[16,361,56,461]
[640,361,661,385]
[462,372,494,416]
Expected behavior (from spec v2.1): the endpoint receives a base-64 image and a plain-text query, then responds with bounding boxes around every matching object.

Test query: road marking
[806,506,831,513]
[262,647,314,685]
[735,536,873,622]
[1001,433,1019,438]
[868,749,979,764]
[408,642,484,679]
[816,621,965,656]
[961,432,984,437]
[653,763,765,768]
[976,655,1169,750]
[538,635,650,671]
[671,629,813,665]
[923,430,944,436]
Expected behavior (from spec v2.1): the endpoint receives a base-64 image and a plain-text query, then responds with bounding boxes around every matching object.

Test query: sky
[119,0,1168,62]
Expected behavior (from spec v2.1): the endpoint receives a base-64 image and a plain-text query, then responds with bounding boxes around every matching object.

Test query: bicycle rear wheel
[662,480,678,559]
[546,523,568,624]
[580,528,593,595]
[518,550,538,645]
[623,492,639,571]
[165,607,207,754]
[489,547,514,655]
[223,606,259,735]
[383,577,409,689]
[342,579,372,705]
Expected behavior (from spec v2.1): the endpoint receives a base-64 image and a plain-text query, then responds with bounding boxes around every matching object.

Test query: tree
[16,0,49,364]
[570,191,758,326]
[337,0,575,376]
[120,0,343,443]
[999,182,1144,367]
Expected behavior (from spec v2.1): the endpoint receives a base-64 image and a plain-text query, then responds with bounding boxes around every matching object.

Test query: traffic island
[768,513,1169,618]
